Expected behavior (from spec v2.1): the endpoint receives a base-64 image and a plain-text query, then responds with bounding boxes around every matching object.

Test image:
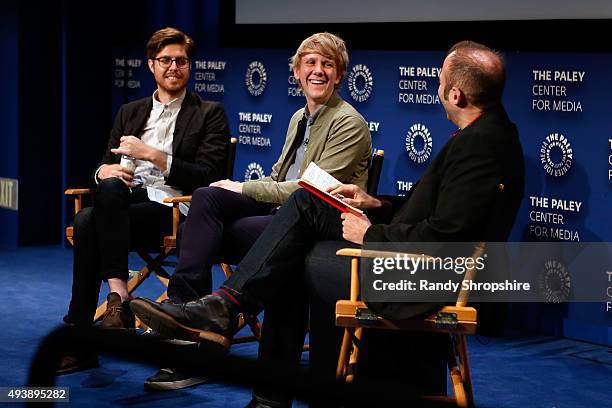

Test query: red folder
[298,180,363,216]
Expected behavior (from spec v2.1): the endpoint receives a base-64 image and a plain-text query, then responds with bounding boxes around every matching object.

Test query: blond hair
[290,32,348,88]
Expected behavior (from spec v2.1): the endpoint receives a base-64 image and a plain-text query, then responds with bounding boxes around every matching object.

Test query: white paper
[146,185,190,216]
[300,162,341,191]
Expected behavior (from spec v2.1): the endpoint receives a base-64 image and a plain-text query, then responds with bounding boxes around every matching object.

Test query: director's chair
[334,243,485,407]
[64,137,237,324]
[334,182,511,407]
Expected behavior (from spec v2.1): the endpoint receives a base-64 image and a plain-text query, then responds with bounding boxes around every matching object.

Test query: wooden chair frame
[65,189,173,324]
[335,243,486,408]
[64,137,238,325]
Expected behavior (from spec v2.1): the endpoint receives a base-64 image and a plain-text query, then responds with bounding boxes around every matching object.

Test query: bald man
[131,40,525,407]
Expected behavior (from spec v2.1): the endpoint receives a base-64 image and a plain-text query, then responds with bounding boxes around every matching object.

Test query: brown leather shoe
[100,292,135,329]
[56,351,99,375]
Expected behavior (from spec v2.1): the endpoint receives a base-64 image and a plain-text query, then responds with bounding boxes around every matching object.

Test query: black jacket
[97,91,230,194]
[365,105,525,319]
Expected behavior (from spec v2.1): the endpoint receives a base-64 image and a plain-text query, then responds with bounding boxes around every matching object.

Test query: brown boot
[100,292,135,329]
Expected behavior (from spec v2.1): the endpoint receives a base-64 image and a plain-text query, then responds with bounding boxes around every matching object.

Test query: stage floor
[1,246,610,407]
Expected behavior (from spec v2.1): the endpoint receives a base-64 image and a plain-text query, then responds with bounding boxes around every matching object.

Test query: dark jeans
[65,178,173,326]
[225,189,344,299]
[167,186,274,303]
[224,190,447,406]
[223,189,344,405]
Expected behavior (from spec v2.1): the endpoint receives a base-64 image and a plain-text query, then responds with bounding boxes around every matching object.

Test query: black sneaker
[144,368,208,391]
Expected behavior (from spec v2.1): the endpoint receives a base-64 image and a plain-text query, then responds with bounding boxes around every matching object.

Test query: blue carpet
[0,246,610,407]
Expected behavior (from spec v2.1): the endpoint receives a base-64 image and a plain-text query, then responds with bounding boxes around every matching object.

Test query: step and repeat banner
[112,47,612,344]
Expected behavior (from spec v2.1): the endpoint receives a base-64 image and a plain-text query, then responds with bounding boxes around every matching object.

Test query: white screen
[236,0,612,24]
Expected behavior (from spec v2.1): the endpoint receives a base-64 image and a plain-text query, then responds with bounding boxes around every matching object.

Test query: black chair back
[366,150,384,196]
[226,137,238,180]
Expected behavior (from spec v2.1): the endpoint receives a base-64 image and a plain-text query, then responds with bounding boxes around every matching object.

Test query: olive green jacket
[242,93,372,204]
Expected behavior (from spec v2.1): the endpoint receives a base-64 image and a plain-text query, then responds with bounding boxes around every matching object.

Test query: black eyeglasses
[153,57,190,69]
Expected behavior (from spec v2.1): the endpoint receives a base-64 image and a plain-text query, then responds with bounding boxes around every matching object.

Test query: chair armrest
[65,188,93,195]
[336,243,486,307]
[65,188,93,216]
[162,195,192,241]
[163,195,192,204]
[335,248,436,302]
[336,248,436,262]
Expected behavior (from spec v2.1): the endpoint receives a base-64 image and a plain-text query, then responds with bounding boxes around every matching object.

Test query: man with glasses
[60,27,230,374]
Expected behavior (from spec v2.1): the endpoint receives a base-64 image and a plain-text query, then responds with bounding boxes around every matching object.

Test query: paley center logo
[537,259,571,303]
[347,64,374,102]
[405,123,433,164]
[540,132,573,177]
[244,162,265,181]
[245,61,267,96]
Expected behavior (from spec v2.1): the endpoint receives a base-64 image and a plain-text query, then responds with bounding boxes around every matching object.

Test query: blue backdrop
[3,1,608,347]
[111,43,612,346]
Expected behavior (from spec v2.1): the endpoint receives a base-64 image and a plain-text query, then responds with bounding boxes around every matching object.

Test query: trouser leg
[222,191,346,406]
[246,243,350,407]
[95,181,172,279]
[168,187,273,303]
[66,207,100,326]
[93,178,132,281]
[305,241,355,387]
[224,189,344,304]
[221,215,274,265]
[65,178,131,326]
[251,283,309,407]
[66,179,171,325]
[127,195,175,252]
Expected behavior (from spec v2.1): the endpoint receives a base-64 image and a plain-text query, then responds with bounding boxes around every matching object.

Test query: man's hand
[210,179,243,194]
[341,212,372,245]
[111,136,167,171]
[327,184,382,210]
[111,136,153,160]
[98,164,134,186]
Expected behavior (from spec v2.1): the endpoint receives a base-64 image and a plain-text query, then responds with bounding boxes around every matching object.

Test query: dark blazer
[97,91,230,195]
[364,105,525,319]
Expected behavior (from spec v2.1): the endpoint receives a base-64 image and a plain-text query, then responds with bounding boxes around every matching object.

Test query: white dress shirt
[96,90,187,211]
